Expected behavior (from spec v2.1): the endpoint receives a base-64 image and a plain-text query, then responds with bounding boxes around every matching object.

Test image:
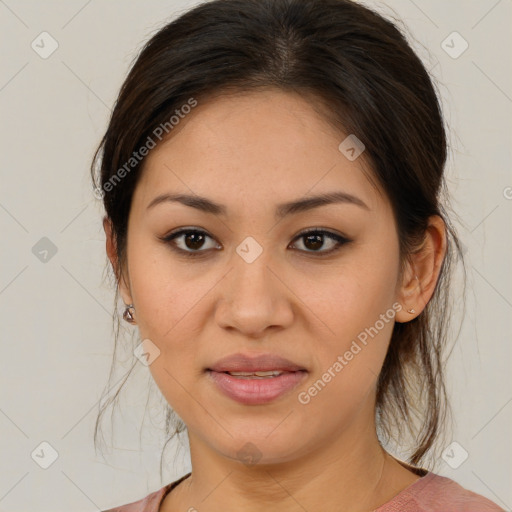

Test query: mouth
[216,370,292,379]
[206,353,308,405]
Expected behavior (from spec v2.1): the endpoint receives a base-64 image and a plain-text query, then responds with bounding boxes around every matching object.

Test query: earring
[123,304,136,324]
[407,276,419,314]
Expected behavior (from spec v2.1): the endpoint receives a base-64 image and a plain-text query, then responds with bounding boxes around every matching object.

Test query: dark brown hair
[91,0,465,475]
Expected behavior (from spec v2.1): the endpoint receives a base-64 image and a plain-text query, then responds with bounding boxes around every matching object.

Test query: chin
[211,429,312,468]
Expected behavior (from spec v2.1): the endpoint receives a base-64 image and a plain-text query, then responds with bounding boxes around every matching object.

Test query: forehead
[133,88,384,215]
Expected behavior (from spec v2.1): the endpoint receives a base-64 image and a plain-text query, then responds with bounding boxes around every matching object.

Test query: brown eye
[181,231,207,250]
[161,228,220,256]
[290,229,350,256]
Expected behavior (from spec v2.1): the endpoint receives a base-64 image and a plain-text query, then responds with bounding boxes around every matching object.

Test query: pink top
[102,471,504,512]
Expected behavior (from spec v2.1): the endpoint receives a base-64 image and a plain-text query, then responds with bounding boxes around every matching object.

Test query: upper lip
[208,353,306,373]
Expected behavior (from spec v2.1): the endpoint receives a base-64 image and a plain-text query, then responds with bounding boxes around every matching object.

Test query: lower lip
[207,370,307,405]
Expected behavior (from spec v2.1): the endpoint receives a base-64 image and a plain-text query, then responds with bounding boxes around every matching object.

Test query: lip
[207,369,307,405]
[206,352,308,405]
[208,352,306,373]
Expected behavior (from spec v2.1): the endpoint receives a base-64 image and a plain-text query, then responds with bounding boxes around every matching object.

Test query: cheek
[296,251,398,342]
[126,235,202,339]
[295,282,397,421]
[125,238,213,393]
[292,249,399,395]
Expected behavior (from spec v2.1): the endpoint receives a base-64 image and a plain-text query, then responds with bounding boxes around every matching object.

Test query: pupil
[186,232,204,250]
[305,234,323,250]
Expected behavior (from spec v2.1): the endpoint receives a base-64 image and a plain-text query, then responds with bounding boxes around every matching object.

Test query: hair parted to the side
[91,0,466,478]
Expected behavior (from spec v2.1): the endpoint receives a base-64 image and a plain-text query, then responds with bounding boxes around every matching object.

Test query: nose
[214,246,294,338]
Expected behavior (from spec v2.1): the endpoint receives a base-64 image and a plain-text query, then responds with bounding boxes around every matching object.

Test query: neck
[162,411,419,512]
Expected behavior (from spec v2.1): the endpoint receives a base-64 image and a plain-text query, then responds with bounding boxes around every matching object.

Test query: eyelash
[159,227,351,258]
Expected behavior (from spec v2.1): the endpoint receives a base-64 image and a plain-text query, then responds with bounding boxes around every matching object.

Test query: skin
[104,88,447,512]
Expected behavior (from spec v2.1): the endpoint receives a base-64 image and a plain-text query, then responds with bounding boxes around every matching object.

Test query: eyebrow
[146,191,370,218]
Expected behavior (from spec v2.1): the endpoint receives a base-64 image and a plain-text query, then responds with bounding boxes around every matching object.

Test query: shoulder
[102,472,191,512]
[376,471,505,512]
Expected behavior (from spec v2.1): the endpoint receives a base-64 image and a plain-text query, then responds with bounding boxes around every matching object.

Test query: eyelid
[292,227,348,241]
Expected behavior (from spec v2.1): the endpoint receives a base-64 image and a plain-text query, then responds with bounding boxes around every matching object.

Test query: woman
[94,0,503,510]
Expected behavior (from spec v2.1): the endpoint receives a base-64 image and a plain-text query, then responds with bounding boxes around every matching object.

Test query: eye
[159,227,351,258]
[290,229,350,256]
[160,228,220,257]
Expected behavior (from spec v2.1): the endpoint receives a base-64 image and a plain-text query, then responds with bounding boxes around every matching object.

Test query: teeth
[226,370,283,378]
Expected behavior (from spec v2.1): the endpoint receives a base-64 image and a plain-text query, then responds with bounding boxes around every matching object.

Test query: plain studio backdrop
[0,1,511,510]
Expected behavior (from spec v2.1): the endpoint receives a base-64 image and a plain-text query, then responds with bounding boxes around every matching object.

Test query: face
[114,88,407,466]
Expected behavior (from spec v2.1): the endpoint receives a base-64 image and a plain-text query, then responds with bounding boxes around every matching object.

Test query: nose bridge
[215,234,292,335]
[231,234,276,301]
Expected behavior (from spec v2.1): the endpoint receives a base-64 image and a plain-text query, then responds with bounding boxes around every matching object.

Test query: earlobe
[395,269,422,323]
[395,215,447,323]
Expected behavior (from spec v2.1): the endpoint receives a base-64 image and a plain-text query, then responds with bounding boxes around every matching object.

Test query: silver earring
[123,304,136,324]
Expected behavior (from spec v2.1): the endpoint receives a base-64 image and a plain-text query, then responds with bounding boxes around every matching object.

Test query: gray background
[0,0,511,510]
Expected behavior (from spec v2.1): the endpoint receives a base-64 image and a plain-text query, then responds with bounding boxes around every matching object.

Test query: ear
[103,216,133,306]
[394,215,447,323]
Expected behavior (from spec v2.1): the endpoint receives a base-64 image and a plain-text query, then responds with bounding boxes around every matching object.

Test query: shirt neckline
[159,472,192,509]
[159,462,431,511]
